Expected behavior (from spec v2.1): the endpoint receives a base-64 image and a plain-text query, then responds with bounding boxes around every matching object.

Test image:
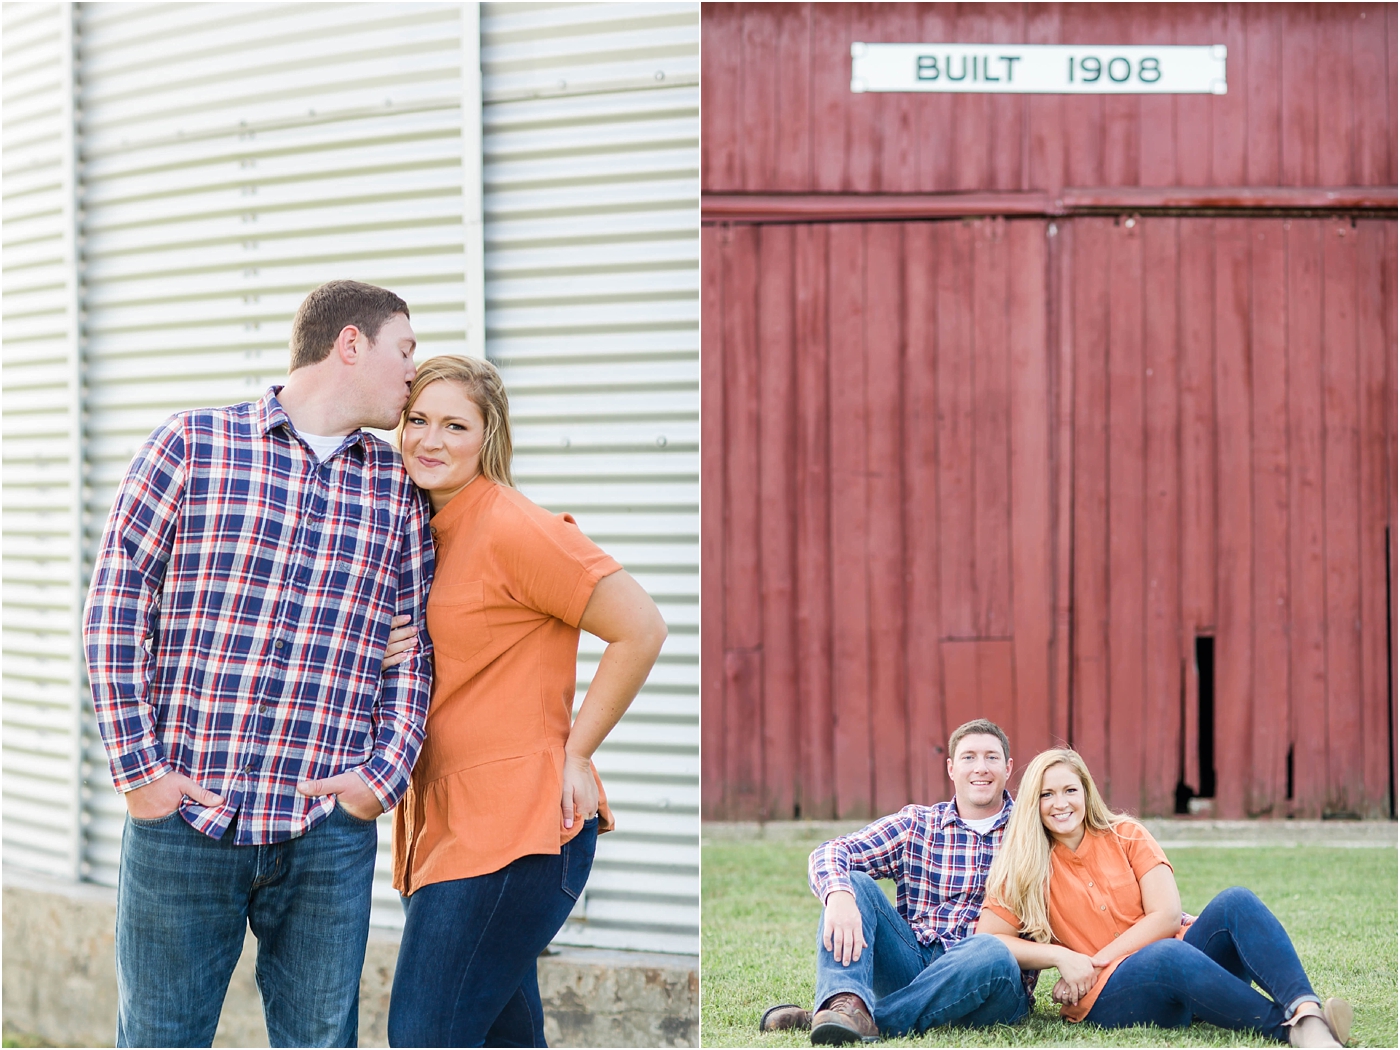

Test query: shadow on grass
[702,841,1397,1048]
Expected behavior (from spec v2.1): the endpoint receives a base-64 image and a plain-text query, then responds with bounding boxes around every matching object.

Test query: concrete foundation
[2,867,697,1048]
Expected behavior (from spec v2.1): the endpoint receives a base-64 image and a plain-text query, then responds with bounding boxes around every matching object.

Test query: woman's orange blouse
[392,477,621,894]
[984,821,1184,1022]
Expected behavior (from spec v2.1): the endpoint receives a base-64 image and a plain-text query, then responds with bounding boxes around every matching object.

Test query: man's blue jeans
[1086,886,1322,1041]
[115,803,378,1048]
[814,872,1029,1035]
[387,817,598,1048]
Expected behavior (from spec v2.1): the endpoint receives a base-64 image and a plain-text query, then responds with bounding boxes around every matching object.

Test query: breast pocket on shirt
[428,580,493,662]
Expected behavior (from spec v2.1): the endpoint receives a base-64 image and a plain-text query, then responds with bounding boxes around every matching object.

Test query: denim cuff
[1282,995,1323,1023]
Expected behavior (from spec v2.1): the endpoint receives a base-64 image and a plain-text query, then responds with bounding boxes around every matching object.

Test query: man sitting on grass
[761,718,1036,1045]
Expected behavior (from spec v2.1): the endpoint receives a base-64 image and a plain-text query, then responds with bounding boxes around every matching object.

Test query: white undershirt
[959,811,1002,835]
[296,429,346,463]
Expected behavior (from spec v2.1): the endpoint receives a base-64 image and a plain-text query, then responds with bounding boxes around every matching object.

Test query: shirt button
[1101,904,1107,911]
[1088,881,1094,887]
[274,640,284,650]
[259,704,270,715]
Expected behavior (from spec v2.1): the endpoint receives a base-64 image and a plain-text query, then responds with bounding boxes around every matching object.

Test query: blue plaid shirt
[809,793,1038,1002]
[83,388,434,845]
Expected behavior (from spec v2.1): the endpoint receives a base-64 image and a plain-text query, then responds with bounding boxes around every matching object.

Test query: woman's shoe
[1322,998,1352,1045]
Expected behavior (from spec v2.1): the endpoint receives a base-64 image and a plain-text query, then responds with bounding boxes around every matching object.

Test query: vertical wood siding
[702,3,1396,195]
[703,216,1396,820]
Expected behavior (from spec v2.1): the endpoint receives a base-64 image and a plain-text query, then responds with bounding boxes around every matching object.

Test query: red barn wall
[701,3,1398,822]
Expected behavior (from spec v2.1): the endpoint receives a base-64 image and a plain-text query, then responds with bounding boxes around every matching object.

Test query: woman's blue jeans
[388,818,598,1047]
[1086,886,1322,1042]
[114,804,379,1048]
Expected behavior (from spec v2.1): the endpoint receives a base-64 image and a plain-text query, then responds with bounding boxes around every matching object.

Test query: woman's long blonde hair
[401,355,514,487]
[984,748,1134,943]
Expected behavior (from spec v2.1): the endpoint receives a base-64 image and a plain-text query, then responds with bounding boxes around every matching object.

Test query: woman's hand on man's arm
[381,614,417,671]
[975,908,1099,1004]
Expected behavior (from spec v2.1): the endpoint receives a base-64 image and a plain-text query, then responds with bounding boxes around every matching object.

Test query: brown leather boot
[810,992,878,1044]
[760,1004,813,1032]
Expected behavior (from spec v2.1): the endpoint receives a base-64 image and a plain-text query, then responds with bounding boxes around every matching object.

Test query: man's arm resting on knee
[822,889,867,966]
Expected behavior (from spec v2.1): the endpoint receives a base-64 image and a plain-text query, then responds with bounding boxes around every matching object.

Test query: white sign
[851,43,1227,94]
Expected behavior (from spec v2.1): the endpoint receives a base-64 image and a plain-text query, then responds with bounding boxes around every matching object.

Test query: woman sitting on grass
[976,749,1351,1048]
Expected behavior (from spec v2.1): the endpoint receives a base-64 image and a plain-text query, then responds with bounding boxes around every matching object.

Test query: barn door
[1060,216,1396,819]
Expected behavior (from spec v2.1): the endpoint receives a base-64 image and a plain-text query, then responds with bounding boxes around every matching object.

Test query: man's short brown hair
[947,719,1011,762]
[290,280,410,370]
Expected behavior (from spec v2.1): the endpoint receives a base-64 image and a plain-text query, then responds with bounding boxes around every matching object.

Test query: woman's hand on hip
[560,752,598,830]
[381,614,417,671]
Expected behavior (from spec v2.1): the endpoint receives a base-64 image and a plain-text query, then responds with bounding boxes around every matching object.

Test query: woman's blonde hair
[984,748,1134,943]
[401,355,514,487]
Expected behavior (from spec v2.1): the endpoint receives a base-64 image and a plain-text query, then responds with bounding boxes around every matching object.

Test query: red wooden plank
[937,221,977,639]
[1141,217,1182,816]
[1211,5,1248,185]
[1177,219,1217,794]
[773,5,812,192]
[1050,218,1074,747]
[1008,219,1053,767]
[1173,3,1215,187]
[941,641,982,761]
[701,4,741,192]
[1286,219,1328,819]
[950,4,993,192]
[1356,220,1391,815]
[1138,8,1176,188]
[757,225,797,819]
[1213,217,1253,819]
[1024,2,1065,193]
[1249,220,1290,815]
[740,5,779,193]
[1106,215,1146,812]
[973,217,1012,639]
[1388,222,1398,810]
[827,223,873,818]
[1059,5,1104,188]
[902,222,944,802]
[844,4,884,194]
[1352,4,1390,186]
[722,225,765,818]
[1388,4,1397,186]
[1100,5,1141,187]
[794,224,835,818]
[864,223,909,813]
[1244,4,1282,185]
[977,640,1018,765]
[987,3,1026,191]
[810,3,849,193]
[1280,4,1318,187]
[913,5,957,192]
[1322,219,1364,814]
[1314,3,1354,186]
[877,3,920,192]
[700,226,727,817]
[1071,217,1112,774]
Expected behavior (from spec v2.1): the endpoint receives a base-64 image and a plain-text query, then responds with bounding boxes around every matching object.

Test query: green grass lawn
[702,840,1397,1047]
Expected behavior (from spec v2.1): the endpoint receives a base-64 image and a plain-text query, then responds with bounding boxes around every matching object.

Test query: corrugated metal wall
[481,0,699,955]
[2,1,85,880]
[702,2,1397,194]
[701,2,1398,822]
[2,0,698,956]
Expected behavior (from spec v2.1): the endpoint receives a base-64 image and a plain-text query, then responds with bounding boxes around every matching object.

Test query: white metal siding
[481,1,700,955]
[1,1,85,880]
[73,2,469,926]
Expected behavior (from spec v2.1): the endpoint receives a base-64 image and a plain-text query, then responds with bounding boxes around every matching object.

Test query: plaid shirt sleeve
[808,808,915,903]
[83,418,187,793]
[351,490,434,810]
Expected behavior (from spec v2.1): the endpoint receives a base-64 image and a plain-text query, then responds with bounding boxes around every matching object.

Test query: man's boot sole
[810,1020,878,1045]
